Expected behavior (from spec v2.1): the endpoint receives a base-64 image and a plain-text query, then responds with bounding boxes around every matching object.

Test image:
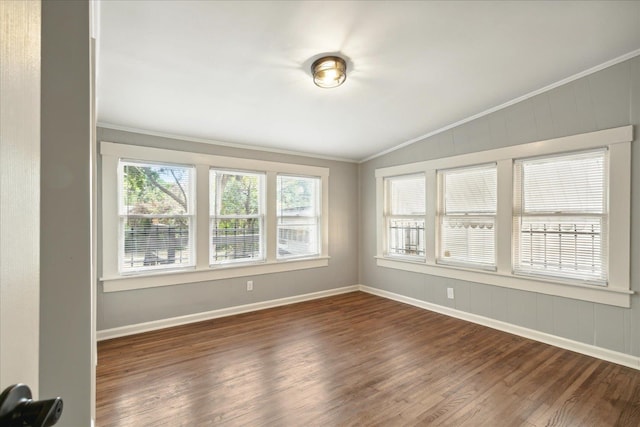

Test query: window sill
[101,256,330,292]
[375,256,632,308]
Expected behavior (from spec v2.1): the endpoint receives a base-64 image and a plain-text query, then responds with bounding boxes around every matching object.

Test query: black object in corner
[0,384,62,427]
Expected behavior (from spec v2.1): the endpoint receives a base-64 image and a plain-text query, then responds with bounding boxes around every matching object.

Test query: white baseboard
[97,283,640,371]
[359,285,640,371]
[97,285,359,341]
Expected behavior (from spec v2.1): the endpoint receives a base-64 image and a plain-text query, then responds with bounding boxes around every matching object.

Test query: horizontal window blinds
[438,164,496,268]
[388,174,426,216]
[514,149,608,284]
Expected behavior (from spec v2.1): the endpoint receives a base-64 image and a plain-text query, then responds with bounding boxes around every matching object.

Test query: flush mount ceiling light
[311,56,347,88]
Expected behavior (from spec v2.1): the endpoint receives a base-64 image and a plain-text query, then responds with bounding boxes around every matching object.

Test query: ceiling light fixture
[311,56,347,88]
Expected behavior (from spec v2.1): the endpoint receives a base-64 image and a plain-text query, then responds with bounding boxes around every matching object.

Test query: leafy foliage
[278,176,315,214]
[123,164,189,214]
[213,173,260,216]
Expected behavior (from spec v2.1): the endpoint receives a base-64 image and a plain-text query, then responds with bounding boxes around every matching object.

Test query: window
[277,175,321,259]
[375,125,632,307]
[513,150,607,284]
[210,170,265,265]
[101,142,330,292]
[384,174,426,258]
[119,160,195,274]
[438,164,496,269]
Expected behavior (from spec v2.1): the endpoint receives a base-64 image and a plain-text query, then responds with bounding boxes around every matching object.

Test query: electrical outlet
[447,287,454,299]
[247,280,253,291]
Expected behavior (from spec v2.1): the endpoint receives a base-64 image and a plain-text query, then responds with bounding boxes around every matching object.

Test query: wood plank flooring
[97,291,640,426]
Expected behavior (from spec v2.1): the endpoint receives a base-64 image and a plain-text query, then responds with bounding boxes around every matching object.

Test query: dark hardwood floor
[97,291,640,426]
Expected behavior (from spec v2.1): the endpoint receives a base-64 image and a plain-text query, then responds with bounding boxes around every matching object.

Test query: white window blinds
[438,164,496,269]
[210,170,265,264]
[277,175,321,259]
[513,149,608,284]
[385,174,426,258]
[119,161,195,273]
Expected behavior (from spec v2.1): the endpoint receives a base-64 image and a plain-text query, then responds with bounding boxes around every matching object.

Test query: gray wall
[97,127,359,330]
[41,0,93,425]
[359,57,640,357]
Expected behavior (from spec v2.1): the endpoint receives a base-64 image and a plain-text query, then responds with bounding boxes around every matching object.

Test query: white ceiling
[97,1,640,162]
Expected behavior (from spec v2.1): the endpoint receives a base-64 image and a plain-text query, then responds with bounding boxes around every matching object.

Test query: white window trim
[375,125,633,308]
[101,141,330,292]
